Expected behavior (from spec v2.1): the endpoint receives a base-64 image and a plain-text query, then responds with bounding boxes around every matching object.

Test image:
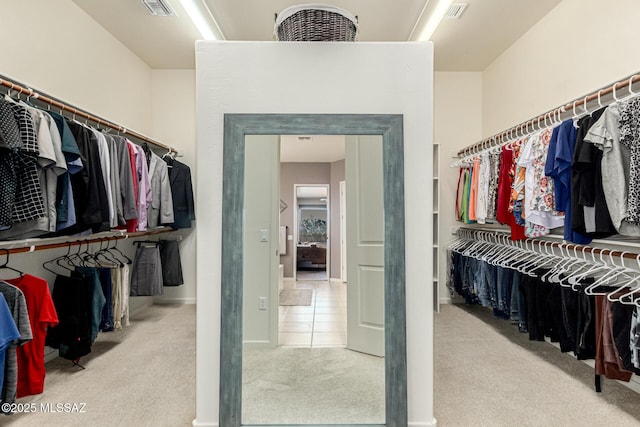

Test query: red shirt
[495,147,525,240]
[6,274,58,398]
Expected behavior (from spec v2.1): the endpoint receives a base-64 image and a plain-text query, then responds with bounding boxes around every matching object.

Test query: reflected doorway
[243,133,386,424]
[294,185,329,282]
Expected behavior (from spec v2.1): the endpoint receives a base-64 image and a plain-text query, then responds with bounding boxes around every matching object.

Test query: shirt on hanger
[496,146,525,240]
[0,281,33,407]
[620,97,640,225]
[585,101,640,236]
[518,129,563,230]
[0,293,20,398]
[545,119,591,244]
[571,108,616,238]
[5,274,58,398]
[468,157,480,221]
[485,151,501,221]
[476,152,490,224]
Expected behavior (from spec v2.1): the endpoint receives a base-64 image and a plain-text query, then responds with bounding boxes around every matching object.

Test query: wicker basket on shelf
[274,4,359,42]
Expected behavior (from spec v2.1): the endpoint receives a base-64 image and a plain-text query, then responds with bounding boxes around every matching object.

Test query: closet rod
[456,227,640,261]
[0,228,172,256]
[0,75,178,155]
[456,72,640,158]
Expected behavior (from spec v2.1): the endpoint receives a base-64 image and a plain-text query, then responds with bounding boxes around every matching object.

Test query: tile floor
[279,279,347,348]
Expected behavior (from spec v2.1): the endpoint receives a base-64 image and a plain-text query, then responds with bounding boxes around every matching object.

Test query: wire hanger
[43,242,72,275]
[0,249,24,277]
[107,238,132,265]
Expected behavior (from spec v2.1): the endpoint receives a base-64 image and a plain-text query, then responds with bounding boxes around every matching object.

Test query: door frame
[293,183,330,282]
[221,113,406,427]
[340,180,347,283]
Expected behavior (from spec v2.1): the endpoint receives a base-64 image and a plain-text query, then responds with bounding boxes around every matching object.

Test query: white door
[345,135,384,357]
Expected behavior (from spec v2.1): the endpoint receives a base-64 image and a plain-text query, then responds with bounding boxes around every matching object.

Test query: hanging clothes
[159,240,183,286]
[73,267,107,343]
[133,143,152,232]
[110,135,137,227]
[130,243,163,296]
[584,101,640,236]
[468,157,480,222]
[45,274,93,361]
[0,99,22,229]
[485,151,501,221]
[620,97,640,225]
[495,146,525,240]
[476,152,490,224]
[571,108,617,238]
[595,295,633,382]
[0,281,33,408]
[5,274,58,398]
[455,167,465,222]
[2,98,46,226]
[545,119,592,244]
[0,293,19,403]
[164,157,196,229]
[147,152,174,228]
[67,121,109,232]
[518,128,564,231]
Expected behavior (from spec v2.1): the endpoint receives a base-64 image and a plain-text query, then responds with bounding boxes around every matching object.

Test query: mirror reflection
[242,135,385,425]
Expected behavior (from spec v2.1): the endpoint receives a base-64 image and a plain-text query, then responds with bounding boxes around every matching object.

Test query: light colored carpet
[6,304,196,427]
[8,301,640,426]
[242,347,385,424]
[435,304,640,426]
[279,289,313,306]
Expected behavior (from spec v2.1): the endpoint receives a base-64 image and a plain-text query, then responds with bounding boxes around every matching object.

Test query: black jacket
[164,157,195,229]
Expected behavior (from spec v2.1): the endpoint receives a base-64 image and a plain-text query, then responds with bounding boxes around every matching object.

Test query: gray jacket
[147,152,174,227]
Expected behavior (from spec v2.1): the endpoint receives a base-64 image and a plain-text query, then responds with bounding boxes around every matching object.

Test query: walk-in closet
[3,0,640,426]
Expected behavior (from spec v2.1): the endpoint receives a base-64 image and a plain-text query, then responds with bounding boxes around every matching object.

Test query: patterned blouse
[620,97,640,225]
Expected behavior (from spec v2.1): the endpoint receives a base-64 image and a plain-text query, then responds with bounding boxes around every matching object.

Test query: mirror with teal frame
[220,114,407,427]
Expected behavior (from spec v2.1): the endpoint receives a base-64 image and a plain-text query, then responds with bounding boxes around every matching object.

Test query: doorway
[278,137,346,349]
[294,184,330,282]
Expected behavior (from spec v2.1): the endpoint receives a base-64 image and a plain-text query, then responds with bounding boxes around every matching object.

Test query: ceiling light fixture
[418,0,453,41]
[409,0,455,42]
[176,0,221,40]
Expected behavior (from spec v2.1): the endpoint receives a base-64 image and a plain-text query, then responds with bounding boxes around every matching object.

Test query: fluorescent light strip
[177,0,217,40]
[418,0,453,41]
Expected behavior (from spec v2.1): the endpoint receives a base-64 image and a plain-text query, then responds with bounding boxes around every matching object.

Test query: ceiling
[73,0,562,71]
[280,135,345,162]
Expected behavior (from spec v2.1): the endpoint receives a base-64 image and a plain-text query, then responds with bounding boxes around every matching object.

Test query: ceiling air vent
[444,3,467,20]
[141,0,177,16]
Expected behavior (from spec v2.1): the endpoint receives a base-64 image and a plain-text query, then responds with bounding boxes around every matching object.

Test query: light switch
[260,229,269,242]
[287,235,293,241]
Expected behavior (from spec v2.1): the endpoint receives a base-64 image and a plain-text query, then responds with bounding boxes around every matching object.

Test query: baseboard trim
[409,418,438,426]
[329,278,343,283]
[192,420,217,427]
[283,277,295,282]
[154,297,197,305]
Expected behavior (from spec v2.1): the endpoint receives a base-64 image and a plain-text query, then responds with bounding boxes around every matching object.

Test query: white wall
[151,70,197,304]
[482,0,640,137]
[195,41,435,426]
[434,72,483,303]
[0,0,158,313]
[1,0,152,134]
